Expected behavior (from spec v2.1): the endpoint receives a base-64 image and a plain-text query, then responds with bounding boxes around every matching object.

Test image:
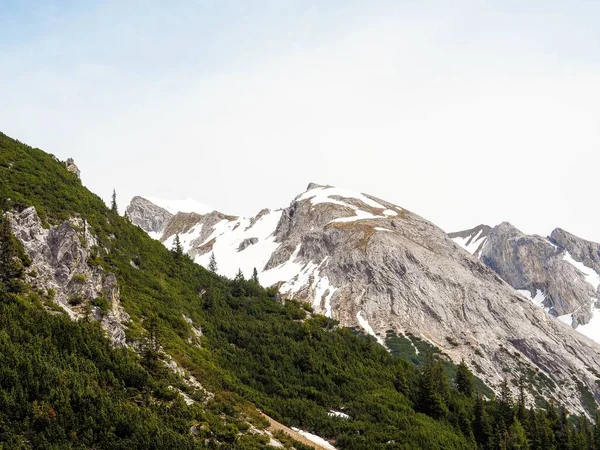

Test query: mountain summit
[129,184,600,416]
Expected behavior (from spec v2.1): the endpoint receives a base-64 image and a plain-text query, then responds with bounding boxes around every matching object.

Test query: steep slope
[129,185,600,416]
[2,131,492,449]
[452,223,600,344]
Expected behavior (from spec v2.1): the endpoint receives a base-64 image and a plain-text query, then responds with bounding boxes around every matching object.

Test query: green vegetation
[2,131,600,449]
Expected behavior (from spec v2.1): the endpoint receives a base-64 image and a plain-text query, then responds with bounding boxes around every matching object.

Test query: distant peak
[305,182,329,191]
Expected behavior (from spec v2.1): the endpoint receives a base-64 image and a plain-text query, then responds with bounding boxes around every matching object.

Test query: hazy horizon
[2,1,599,241]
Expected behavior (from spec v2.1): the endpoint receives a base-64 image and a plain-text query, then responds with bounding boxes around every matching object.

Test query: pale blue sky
[1,1,600,240]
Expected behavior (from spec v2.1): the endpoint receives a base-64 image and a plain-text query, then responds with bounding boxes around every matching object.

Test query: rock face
[125,196,173,235]
[127,184,600,416]
[452,222,600,336]
[7,207,130,346]
[64,158,80,178]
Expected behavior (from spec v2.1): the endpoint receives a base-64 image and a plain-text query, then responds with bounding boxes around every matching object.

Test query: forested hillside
[1,131,600,449]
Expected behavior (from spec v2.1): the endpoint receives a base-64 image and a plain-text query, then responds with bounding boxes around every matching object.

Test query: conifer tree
[455,359,474,397]
[251,267,259,284]
[497,378,514,425]
[594,411,600,450]
[507,418,530,450]
[0,215,24,293]
[208,252,218,273]
[172,234,183,260]
[417,352,449,419]
[111,189,118,213]
[473,395,493,448]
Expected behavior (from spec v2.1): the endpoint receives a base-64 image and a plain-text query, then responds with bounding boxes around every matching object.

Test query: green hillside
[1,131,599,449]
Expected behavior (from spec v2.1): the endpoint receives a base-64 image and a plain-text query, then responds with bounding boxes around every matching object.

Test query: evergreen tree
[111,189,118,213]
[417,352,449,419]
[593,411,600,450]
[507,418,530,450]
[473,395,493,448]
[208,252,218,273]
[172,234,183,260]
[0,215,25,293]
[516,376,528,425]
[232,269,246,297]
[251,267,259,284]
[555,407,571,450]
[455,359,474,397]
[497,378,514,425]
[143,312,161,372]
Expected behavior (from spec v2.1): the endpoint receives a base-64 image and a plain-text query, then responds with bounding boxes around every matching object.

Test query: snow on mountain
[452,222,600,346]
[448,225,491,257]
[127,183,600,416]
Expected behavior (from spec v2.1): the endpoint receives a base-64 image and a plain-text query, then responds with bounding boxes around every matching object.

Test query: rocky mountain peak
[453,221,600,342]
[125,196,173,235]
[126,184,600,415]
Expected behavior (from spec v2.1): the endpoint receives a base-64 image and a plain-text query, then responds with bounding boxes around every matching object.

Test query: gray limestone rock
[7,207,129,346]
[125,196,173,235]
[128,186,600,415]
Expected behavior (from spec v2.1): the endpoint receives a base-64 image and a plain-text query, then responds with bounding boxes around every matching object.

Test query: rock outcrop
[7,207,130,346]
[452,222,600,332]
[127,184,600,415]
[125,196,173,235]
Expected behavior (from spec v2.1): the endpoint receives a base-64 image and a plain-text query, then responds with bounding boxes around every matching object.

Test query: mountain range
[127,184,600,417]
[3,129,600,449]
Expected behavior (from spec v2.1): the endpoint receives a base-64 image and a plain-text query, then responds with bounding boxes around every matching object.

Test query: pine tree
[251,267,259,284]
[593,411,600,450]
[455,359,474,397]
[473,395,493,448]
[516,376,528,425]
[143,312,161,372]
[110,189,118,213]
[208,252,218,273]
[416,352,449,419]
[172,234,183,260]
[507,418,530,450]
[234,268,245,282]
[497,378,514,425]
[0,215,25,293]
[555,407,571,450]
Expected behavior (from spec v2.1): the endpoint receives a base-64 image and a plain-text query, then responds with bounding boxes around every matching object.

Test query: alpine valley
[2,130,600,450]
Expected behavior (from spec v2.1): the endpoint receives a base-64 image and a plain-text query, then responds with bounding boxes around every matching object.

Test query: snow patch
[313,273,337,318]
[194,210,283,280]
[374,227,393,232]
[291,428,337,450]
[356,311,385,346]
[557,313,573,326]
[328,410,350,419]
[452,229,487,255]
[575,304,600,344]
[517,288,547,309]
[297,186,387,210]
[563,252,600,290]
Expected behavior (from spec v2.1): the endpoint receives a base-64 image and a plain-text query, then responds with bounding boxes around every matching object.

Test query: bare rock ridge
[7,207,130,346]
[127,184,600,416]
[451,222,600,338]
[126,196,173,235]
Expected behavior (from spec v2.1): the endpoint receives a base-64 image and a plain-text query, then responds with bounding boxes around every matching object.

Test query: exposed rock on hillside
[7,207,130,346]
[128,185,600,415]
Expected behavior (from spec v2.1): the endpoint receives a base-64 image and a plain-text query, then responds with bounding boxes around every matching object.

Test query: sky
[1,1,600,241]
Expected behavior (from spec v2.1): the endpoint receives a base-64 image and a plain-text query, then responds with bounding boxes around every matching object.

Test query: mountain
[2,131,501,449]
[6,129,600,448]
[128,185,600,417]
[451,223,600,344]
